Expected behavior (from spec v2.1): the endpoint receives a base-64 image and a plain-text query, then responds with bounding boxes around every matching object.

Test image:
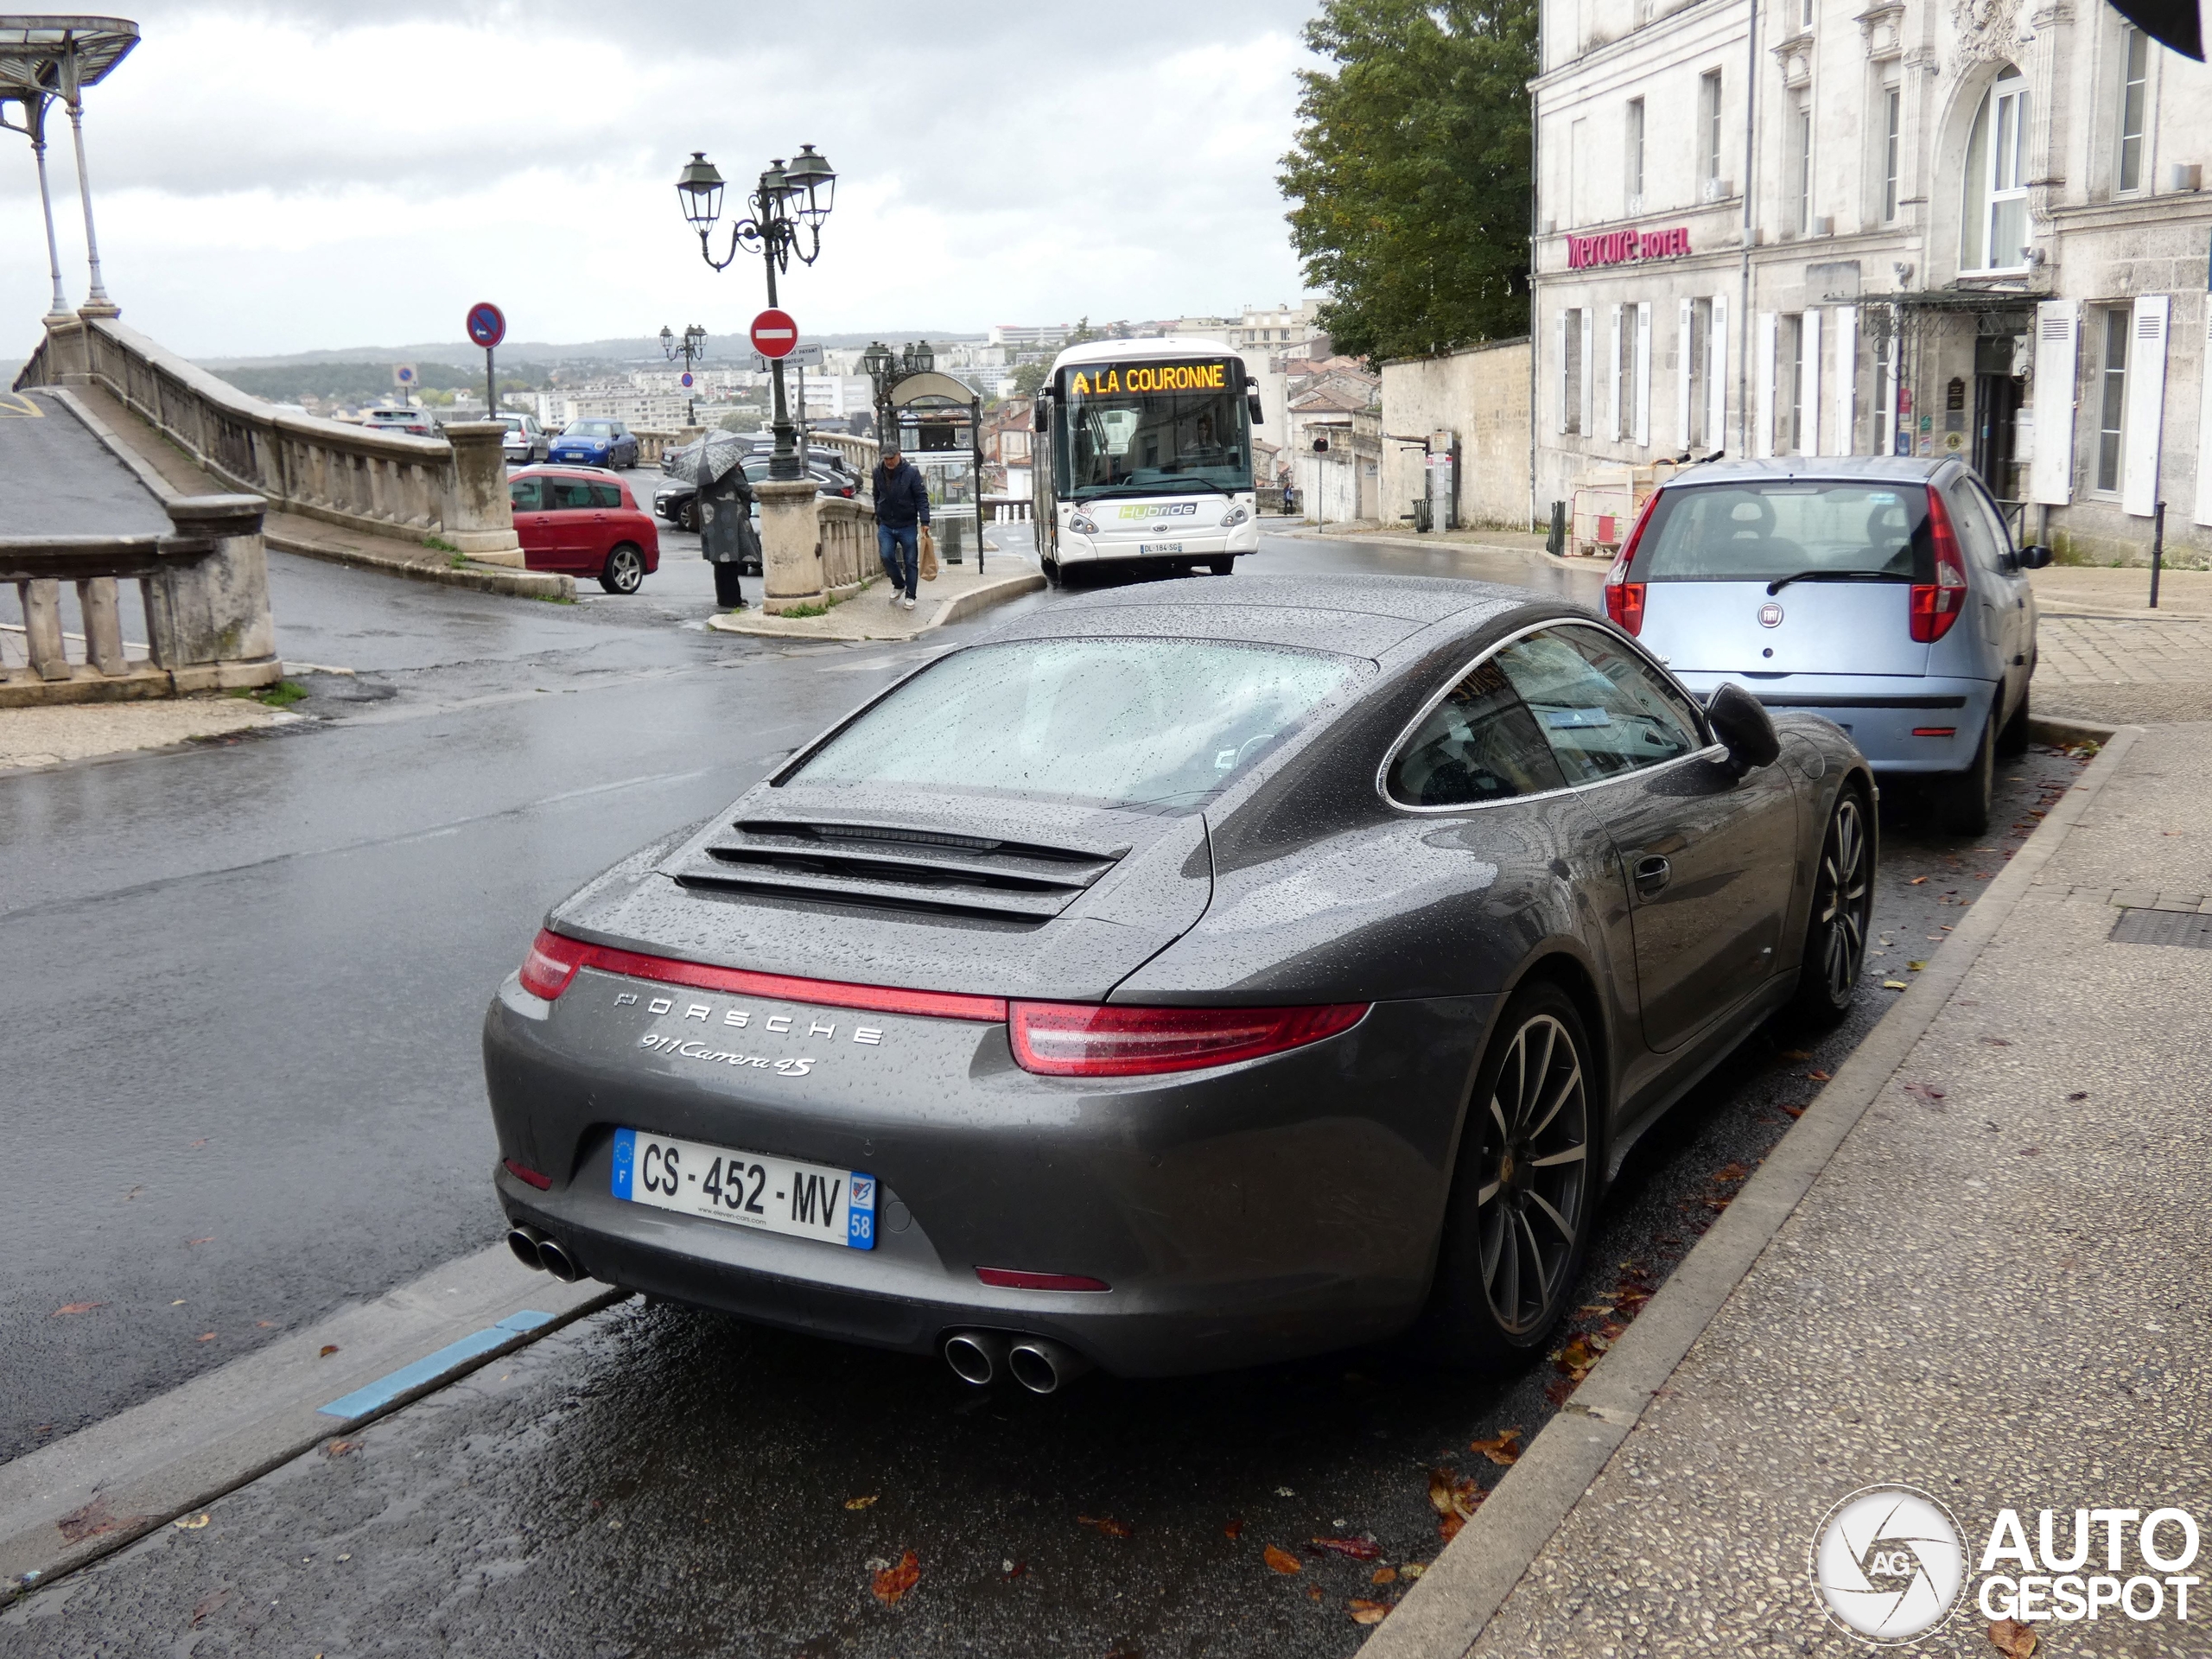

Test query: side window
[508,477,543,511]
[549,480,597,511]
[1493,626,1705,784]
[589,482,623,509]
[1947,480,2005,572]
[1962,478,2015,563]
[1387,658,1567,807]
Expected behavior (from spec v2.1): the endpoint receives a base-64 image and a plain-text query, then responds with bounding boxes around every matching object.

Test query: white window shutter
[1709,294,1729,455]
[1635,301,1652,448]
[1830,307,1857,454]
[2030,301,2077,505]
[2196,306,2212,526]
[2122,295,2169,518]
[1676,296,1694,450]
[1580,308,1595,439]
[1878,325,1900,455]
[1555,311,1570,435]
[1755,311,1777,458]
[1802,309,1822,456]
[1609,305,1624,441]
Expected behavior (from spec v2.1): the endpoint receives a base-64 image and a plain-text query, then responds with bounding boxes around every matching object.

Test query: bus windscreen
[1055,359,1249,500]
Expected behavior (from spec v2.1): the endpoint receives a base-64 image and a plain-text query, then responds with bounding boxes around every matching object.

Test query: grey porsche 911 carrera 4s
[484,575,1875,1391]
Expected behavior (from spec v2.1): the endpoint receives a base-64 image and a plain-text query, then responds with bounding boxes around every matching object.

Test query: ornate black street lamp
[676,144,835,481]
[659,322,707,425]
[861,340,938,443]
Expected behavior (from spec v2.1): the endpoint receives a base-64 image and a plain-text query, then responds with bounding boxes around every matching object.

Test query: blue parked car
[1605,457,2050,835]
[548,418,639,469]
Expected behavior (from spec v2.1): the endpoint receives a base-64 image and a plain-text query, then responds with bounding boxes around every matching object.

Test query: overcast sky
[3,1,1323,359]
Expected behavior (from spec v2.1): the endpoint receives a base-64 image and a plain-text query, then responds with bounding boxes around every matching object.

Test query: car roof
[1664,455,1955,486]
[512,464,623,480]
[980,574,1548,661]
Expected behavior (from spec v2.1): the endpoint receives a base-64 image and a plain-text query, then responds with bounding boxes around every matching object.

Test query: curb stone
[265,526,575,601]
[1357,720,2139,1659]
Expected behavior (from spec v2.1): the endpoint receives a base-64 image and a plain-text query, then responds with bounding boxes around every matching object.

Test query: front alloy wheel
[601,543,646,594]
[1790,788,1872,1027]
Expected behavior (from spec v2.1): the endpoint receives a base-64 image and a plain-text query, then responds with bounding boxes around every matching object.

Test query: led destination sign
[1065,360,1232,397]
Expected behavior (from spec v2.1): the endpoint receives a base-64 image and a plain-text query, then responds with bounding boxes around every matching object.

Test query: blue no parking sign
[466,302,506,350]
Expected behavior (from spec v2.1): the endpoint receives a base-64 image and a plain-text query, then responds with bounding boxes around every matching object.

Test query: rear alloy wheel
[677,499,700,533]
[1421,982,1595,1369]
[1996,682,2031,757]
[601,543,647,594]
[1789,786,1873,1027]
[1929,709,1995,836]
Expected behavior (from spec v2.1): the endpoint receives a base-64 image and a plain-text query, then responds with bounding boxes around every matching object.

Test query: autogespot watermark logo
[1812,1485,1968,1642]
[1812,1488,2205,1643]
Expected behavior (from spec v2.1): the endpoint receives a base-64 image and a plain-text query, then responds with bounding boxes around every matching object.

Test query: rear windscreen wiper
[1765,569,1912,596]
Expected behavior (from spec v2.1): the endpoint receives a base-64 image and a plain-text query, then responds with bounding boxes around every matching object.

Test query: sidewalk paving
[706,553,1044,644]
[1368,721,2212,1657]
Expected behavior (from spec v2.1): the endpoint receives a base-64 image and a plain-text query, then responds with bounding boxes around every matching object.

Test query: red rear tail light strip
[1603,491,1661,636]
[515,931,1370,1076]
[1911,486,1970,644]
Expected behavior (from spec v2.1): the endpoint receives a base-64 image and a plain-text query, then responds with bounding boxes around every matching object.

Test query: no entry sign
[467,302,506,350]
[750,308,798,359]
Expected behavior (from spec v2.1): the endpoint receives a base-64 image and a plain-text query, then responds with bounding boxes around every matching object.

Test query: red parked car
[508,467,661,594]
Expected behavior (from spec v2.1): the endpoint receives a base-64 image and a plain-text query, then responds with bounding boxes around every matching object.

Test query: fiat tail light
[1603,492,1661,635]
[1008,1001,1368,1077]
[1911,487,1970,643]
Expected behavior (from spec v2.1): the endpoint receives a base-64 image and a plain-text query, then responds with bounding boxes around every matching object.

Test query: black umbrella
[668,430,752,486]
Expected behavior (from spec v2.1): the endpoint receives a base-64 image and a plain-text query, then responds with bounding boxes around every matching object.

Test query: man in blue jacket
[871,444,931,613]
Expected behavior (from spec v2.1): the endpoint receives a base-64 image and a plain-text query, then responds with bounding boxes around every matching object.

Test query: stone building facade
[1530,0,2212,562]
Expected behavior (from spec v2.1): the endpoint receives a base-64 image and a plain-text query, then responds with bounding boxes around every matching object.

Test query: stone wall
[1379,339,1534,531]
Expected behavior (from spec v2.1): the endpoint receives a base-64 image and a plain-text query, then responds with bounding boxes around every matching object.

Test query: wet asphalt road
[0,520,2088,1655]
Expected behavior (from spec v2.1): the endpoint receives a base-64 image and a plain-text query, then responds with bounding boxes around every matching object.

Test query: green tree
[1279,0,1537,362]
[1008,359,1052,397]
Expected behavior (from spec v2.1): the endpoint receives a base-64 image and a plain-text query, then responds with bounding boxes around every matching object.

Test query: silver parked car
[1605,457,2049,834]
[499,413,549,464]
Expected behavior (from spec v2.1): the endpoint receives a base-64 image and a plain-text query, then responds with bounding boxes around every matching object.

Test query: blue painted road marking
[317,1310,554,1419]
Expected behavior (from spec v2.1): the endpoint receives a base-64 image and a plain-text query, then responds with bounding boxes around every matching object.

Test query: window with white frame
[1787,96,1813,234]
[1881,85,1902,220]
[1784,315,1806,453]
[1960,67,2031,271]
[2094,306,2127,493]
[1699,72,1724,198]
[1627,98,1645,213]
[1618,305,1642,441]
[1687,299,1711,448]
[2117,26,2149,194]
[1562,308,1584,436]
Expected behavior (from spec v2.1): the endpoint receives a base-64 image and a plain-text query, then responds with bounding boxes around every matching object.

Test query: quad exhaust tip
[506,1226,545,1271]
[537,1237,585,1282]
[944,1330,1093,1394]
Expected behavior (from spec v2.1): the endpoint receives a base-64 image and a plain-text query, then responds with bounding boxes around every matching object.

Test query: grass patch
[451,552,470,569]
[778,601,832,618]
[535,592,575,604]
[422,535,461,554]
[232,679,308,709]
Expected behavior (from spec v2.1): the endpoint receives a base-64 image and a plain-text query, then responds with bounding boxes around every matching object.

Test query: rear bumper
[1675,671,1999,774]
[482,974,1490,1376]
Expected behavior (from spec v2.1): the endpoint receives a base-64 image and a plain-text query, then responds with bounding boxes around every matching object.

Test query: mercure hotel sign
[1566,226,1693,269]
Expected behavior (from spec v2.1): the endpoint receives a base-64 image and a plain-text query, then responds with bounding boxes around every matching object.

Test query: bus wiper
[1765,569,1911,595]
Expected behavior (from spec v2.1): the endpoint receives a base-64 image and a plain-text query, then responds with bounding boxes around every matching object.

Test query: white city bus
[1031,335,1263,584]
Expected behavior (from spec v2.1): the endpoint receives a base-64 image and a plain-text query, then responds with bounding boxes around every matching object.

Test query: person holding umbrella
[675,431,760,610]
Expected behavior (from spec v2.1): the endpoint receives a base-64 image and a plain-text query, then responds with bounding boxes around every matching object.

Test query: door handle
[1633,855,1671,898]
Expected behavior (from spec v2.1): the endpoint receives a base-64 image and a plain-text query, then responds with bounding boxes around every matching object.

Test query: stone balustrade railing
[812,431,879,474]
[632,427,703,467]
[983,496,1035,522]
[1,492,281,708]
[17,317,521,562]
[819,497,877,597]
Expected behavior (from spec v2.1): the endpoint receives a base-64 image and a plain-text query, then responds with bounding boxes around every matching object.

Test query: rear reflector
[1602,491,1661,635]
[1911,727,1957,738]
[503,1156,552,1190]
[1910,486,1970,644]
[1008,1000,1369,1077]
[514,929,1007,1022]
[976,1267,1111,1293]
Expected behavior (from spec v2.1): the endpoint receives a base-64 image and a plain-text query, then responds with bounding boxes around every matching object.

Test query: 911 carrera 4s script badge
[613,990,885,1046]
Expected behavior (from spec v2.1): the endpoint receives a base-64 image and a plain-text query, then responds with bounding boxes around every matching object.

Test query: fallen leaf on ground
[1808,1069,1832,1082]
[189,1588,228,1626]
[1543,1376,1575,1406]
[1371,1566,1398,1584]
[319,1344,340,1357]
[1306,1582,1324,1601]
[1401,1562,1427,1579]
[1988,1616,2038,1657]
[173,1513,211,1529]
[195,1332,216,1343]
[2066,1091,2088,1101]
[1224,1518,1244,1540]
[186,1237,213,1246]
[2019,1146,2042,1156]
[1263,1544,1302,1574]
[1308,1535,1383,1560]
[1002,1559,1027,1579]
[1348,1599,1391,1625]
[1903,1082,1947,1102]
[1981,1037,2012,1046]
[256,1319,276,1328]
[51,1302,105,1316]
[1077,1515,1134,1538]
[55,1499,135,1544]
[1469,1427,1522,1465]
[1554,1336,1600,1379]
[1908,959,1928,970]
[1883,980,1910,991]
[1779,1103,1808,1118]
[1908,875,1928,885]
[1778,1048,1813,1061]
[1713,1163,1750,1182]
[843,1494,879,1510]
[871,1548,919,1605]
[1427,1467,1484,1539]
[322,1440,359,1459]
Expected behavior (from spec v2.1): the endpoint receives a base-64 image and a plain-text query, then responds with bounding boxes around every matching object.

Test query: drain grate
[2109,907,2212,949]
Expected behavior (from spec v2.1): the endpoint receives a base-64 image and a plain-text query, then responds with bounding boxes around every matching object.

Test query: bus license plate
[1139,542,1184,556]
[612,1127,876,1249]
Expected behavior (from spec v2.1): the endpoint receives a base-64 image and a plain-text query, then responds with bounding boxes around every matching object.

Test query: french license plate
[612,1127,876,1250]
[1139,542,1184,556]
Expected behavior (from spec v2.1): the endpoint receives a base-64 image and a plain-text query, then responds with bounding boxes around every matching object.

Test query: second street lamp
[675,143,836,482]
[660,322,707,425]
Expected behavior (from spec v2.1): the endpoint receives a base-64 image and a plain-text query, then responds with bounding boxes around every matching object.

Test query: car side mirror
[1247,388,1264,425]
[2015,543,2053,569]
[1032,397,1049,434]
[1707,682,1782,776]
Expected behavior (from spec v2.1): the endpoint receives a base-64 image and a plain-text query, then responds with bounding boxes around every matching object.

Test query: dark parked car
[654,455,857,543]
[549,419,640,469]
[508,466,660,593]
[485,576,1873,1390]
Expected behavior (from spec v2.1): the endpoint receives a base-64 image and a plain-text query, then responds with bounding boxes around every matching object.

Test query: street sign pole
[465,302,507,425]
[750,304,800,481]
[486,346,495,420]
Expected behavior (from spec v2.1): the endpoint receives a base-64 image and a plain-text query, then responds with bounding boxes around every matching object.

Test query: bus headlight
[1067,512,1099,535]
[1219,504,1250,527]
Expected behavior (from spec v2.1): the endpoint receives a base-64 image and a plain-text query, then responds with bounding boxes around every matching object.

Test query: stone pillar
[146,494,279,686]
[756,479,826,613]
[438,421,524,565]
